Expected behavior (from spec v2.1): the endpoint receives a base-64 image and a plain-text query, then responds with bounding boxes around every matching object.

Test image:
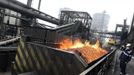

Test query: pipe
[130,14,134,30]
[27,0,32,7]
[38,0,42,10]
[9,0,31,9]
[0,37,20,45]
[0,47,17,51]
[0,0,59,25]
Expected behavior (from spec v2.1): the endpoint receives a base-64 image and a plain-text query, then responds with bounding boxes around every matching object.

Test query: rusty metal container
[12,41,116,75]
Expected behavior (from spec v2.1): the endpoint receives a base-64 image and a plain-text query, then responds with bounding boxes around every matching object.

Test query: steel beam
[38,0,42,10]
[27,0,32,7]
[0,47,17,51]
[0,37,19,45]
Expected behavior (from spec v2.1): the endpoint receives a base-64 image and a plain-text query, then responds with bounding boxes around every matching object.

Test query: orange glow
[59,38,84,49]
[58,38,108,63]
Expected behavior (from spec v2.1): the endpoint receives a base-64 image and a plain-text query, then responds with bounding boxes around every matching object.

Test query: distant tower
[91,11,110,32]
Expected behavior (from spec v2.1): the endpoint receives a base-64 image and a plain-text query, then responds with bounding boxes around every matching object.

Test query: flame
[59,38,84,49]
[58,38,108,63]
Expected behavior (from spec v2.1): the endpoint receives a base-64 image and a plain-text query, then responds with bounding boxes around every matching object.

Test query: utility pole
[122,19,127,33]
[38,0,42,10]
[130,13,134,30]
[27,0,32,7]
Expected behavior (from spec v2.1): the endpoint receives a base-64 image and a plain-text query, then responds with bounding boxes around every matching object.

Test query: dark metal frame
[60,10,92,27]
[115,24,129,36]
[60,10,92,40]
[0,0,59,25]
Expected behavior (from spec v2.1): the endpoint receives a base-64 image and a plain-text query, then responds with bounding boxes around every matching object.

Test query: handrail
[0,37,20,45]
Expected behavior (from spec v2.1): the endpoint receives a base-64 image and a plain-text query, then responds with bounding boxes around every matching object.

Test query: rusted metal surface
[80,49,116,75]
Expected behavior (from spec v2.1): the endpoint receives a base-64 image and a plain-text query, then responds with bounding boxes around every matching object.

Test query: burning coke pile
[57,37,108,63]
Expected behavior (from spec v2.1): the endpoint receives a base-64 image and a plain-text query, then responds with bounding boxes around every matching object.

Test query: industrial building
[91,11,110,32]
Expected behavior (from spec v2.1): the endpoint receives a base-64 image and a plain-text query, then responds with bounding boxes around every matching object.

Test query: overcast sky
[18,0,134,31]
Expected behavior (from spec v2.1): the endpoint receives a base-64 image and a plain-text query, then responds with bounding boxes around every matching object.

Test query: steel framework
[0,0,59,25]
[60,10,92,27]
